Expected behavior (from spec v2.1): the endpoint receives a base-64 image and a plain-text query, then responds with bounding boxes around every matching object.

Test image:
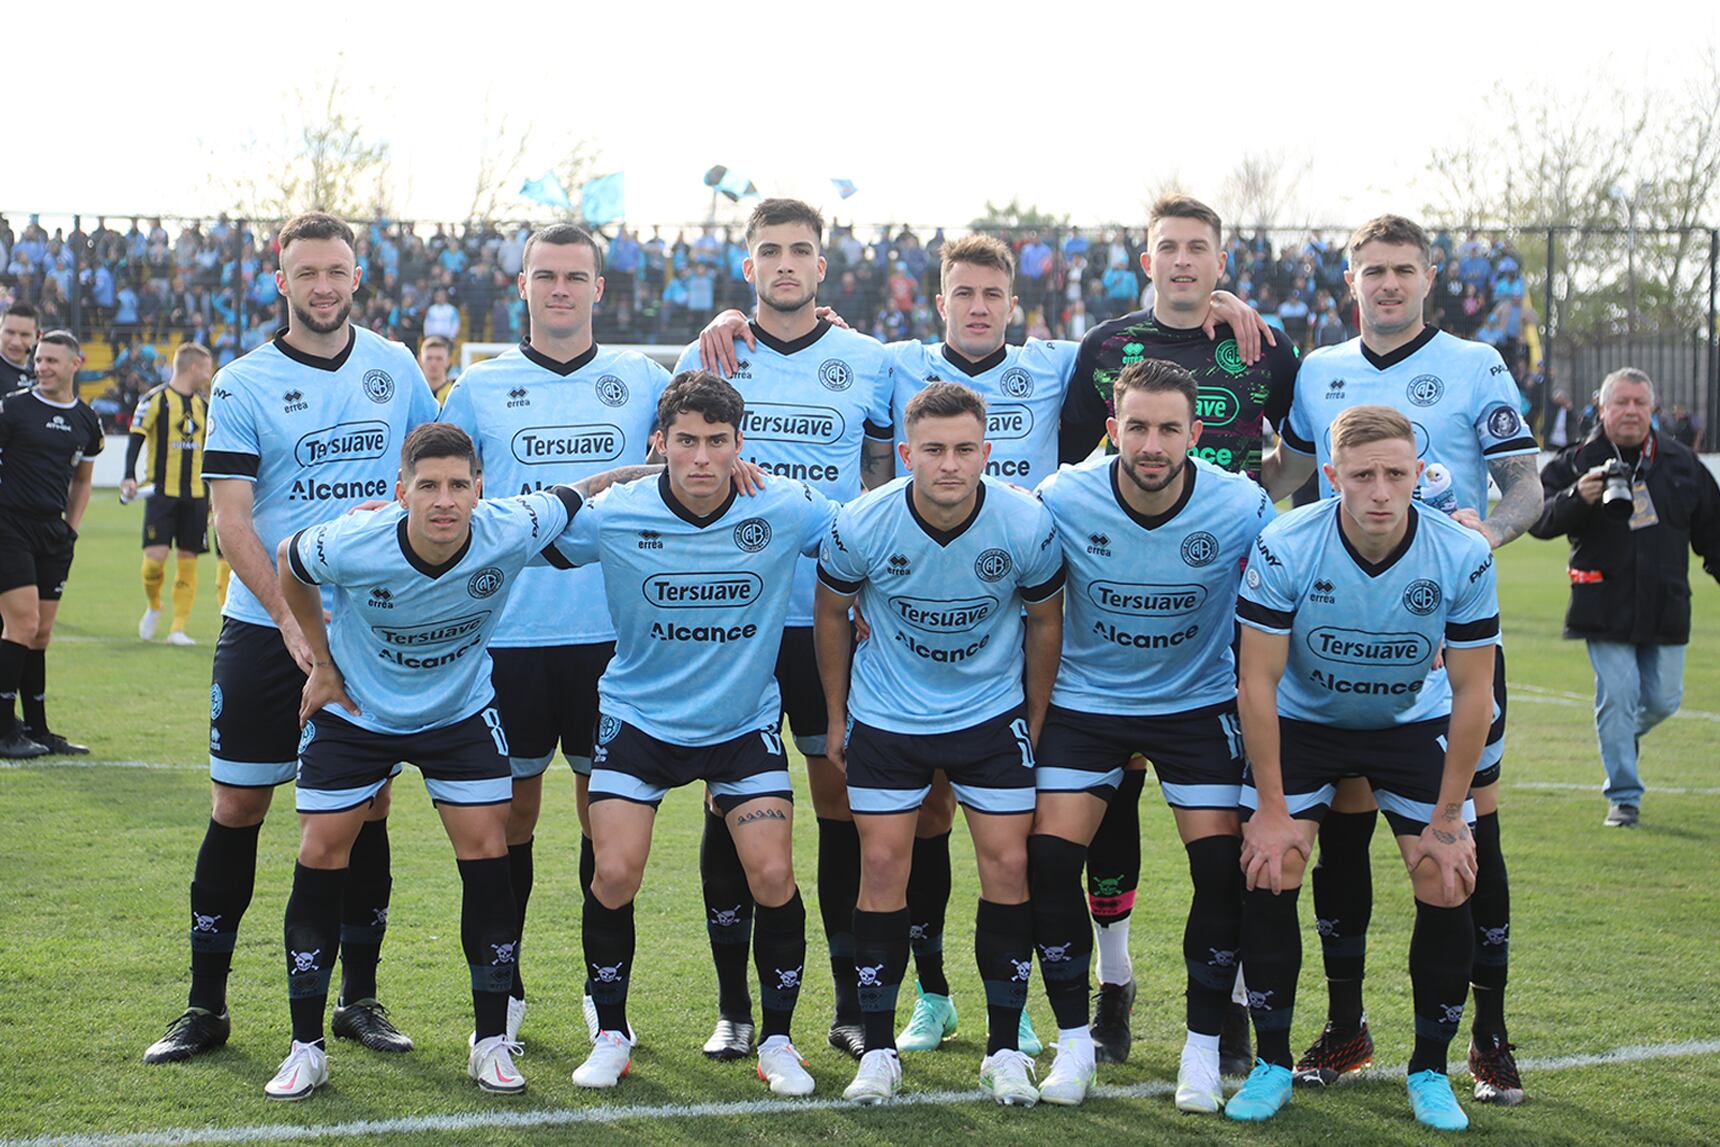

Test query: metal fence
[5,211,1715,449]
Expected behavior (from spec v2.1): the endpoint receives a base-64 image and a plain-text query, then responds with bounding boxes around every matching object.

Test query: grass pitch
[1,497,1717,1145]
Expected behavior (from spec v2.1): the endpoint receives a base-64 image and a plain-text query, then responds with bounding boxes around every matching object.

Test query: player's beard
[759,283,816,316]
[1120,452,1185,494]
[292,299,353,335]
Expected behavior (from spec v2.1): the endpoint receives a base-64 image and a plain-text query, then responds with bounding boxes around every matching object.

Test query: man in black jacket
[1530,367,1720,827]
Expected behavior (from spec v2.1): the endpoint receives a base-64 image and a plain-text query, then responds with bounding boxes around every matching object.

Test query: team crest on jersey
[733,518,772,552]
[298,721,316,753]
[1406,374,1445,407]
[467,567,505,598]
[282,389,308,413]
[975,548,1012,582]
[1245,567,1261,589]
[1000,367,1033,398]
[1181,531,1219,567]
[1486,405,1523,439]
[1402,578,1442,615]
[596,375,629,407]
[362,369,396,404]
[597,715,621,745]
[210,684,224,720]
[1214,339,1246,376]
[817,359,853,391]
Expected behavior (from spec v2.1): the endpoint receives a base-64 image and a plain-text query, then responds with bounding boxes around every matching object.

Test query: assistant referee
[125,343,215,644]
[0,330,103,758]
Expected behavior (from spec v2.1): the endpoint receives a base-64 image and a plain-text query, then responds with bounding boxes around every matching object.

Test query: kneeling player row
[261,370,1497,1130]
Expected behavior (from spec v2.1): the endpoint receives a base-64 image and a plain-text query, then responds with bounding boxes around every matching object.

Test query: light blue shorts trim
[210,756,297,788]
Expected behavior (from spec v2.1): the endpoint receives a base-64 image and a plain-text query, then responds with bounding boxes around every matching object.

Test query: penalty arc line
[3,1037,1718,1147]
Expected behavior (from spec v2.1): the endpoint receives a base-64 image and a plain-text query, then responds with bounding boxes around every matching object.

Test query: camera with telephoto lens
[1600,458,1635,519]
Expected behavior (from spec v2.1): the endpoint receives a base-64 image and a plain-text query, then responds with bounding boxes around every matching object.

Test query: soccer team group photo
[3,143,1718,1144]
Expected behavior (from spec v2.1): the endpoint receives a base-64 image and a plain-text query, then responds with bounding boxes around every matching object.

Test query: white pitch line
[1513,689,1720,723]
[4,1037,1717,1147]
[0,758,203,771]
[1509,780,1720,796]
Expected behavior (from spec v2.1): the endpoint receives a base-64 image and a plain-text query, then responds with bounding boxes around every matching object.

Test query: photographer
[1530,368,1720,827]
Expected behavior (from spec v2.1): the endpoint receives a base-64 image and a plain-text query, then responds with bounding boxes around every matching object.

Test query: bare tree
[467,97,535,223]
[223,55,392,222]
[1217,151,1311,232]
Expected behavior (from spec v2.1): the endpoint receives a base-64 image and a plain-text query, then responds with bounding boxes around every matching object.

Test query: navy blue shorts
[846,704,1036,816]
[296,706,510,813]
[1035,701,1243,808]
[210,617,305,787]
[489,642,614,778]
[588,715,792,813]
[1240,717,1476,837]
[775,624,849,758]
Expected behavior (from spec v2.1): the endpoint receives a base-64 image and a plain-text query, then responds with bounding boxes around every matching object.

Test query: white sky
[7,0,1718,231]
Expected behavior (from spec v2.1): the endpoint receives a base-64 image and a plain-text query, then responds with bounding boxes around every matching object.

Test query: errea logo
[1087,532,1111,557]
[507,387,530,408]
[368,587,396,609]
[1311,578,1337,604]
[885,553,912,575]
[283,390,308,413]
[638,529,663,550]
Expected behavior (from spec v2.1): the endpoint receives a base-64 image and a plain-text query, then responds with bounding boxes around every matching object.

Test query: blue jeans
[1585,641,1686,806]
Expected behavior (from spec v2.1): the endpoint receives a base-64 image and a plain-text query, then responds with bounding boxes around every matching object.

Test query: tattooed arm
[861,437,896,490]
[572,464,662,500]
[1469,455,1543,550]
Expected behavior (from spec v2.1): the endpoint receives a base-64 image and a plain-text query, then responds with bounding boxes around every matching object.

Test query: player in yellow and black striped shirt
[421,334,456,404]
[124,343,226,643]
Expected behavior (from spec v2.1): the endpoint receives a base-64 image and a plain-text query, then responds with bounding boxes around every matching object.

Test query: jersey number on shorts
[1009,718,1036,769]
[481,708,510,757]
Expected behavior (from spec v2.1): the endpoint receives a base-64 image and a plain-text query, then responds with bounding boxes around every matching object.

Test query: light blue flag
[581,172,626,225]
[831,177,858,199]
[519,172,573,210]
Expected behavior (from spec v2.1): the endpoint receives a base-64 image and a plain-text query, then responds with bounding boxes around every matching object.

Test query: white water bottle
[1419,463,1459,514]
[119,482,155,505]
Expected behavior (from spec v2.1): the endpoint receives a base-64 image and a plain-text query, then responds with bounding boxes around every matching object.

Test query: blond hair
[1330,404,1415,456]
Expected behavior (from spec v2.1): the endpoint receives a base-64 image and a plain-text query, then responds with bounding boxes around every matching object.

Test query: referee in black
[125,342,214,645]
[0,301,38,392]
[0,330,103,757]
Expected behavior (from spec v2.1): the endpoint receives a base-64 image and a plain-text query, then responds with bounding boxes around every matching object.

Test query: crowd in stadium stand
[0,212,1543,428]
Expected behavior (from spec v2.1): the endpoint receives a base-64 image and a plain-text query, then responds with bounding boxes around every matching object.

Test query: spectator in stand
[424,287,461,342]
[1017,229,1053,320]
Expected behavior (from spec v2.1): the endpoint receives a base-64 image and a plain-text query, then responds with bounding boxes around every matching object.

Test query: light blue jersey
[817,476,1066,735]
[1038,456,1273,715]
[676,320,893,625]
[550,474,837,746]
[288,488,581,735]
[203,327,439,628]
[437,342,670,646]
[1237,499,1500,729]
[1283,328,1538,512]
[889,338,1078,487]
